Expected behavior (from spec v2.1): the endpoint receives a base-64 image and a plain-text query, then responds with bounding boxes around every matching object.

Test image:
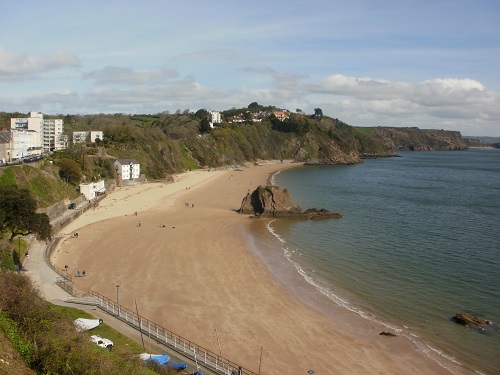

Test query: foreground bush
[0,271,179,374]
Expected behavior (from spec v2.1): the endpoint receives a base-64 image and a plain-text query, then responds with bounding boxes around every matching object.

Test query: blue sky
[1,0,499,135]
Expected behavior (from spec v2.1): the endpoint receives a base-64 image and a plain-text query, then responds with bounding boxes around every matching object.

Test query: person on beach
[82,270,86,277]
[138,221,141,227]
[77,270,81,277]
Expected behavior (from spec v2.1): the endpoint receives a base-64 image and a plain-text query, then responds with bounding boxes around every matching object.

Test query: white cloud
[83,66,179,85]
[307,74,499,124]
[0,47,80,81]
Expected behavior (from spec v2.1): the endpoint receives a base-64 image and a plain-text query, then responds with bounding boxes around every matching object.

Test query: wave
[265,219,469,375]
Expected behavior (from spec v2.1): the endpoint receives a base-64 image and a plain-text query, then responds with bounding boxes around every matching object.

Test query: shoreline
[51,162,452,374]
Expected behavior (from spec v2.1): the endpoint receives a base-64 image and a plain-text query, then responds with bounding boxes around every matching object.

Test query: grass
[53,305,145,356]
[52,304,191,374]
[354,126,375,134]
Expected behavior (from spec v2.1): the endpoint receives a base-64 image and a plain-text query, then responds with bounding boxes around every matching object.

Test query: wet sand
[52,162,451,374]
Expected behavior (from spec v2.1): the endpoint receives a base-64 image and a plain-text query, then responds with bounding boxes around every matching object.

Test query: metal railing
[44,237,73,281]
[84,290,256,375]
[55,277,78,296]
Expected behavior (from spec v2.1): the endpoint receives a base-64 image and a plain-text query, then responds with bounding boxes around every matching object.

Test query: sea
[248,149,499,374]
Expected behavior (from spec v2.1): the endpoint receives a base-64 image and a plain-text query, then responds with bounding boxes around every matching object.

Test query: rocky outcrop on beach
[239,185,342,219]
[452,313,493,328]
[379,331,397,337]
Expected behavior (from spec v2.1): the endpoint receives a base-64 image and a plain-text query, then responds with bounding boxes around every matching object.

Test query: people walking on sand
[77,270,81,277]
[82,270,86,277]
[138,221,141,227]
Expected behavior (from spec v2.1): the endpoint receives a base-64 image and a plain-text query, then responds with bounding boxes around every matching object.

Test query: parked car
[68,203,76,209]
[90,335,113,350]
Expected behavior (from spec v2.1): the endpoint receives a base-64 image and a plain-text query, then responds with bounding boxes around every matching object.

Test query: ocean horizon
[248,149,499,374]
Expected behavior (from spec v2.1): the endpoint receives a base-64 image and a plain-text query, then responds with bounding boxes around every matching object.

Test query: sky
[1,0,499,136]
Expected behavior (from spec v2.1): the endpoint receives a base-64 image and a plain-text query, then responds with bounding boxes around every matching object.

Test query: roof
[0,130,12,143]
[114,158,140,165]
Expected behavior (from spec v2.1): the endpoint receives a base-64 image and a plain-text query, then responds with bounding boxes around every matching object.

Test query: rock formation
[379,331,397,337]
[239,185,342,219]
[452,313,492,328]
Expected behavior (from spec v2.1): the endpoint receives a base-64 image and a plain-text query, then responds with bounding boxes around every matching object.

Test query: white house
[114,159,140,180]
[80,180,106,200]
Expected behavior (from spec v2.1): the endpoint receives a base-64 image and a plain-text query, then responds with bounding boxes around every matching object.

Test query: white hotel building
[10,112,66,157]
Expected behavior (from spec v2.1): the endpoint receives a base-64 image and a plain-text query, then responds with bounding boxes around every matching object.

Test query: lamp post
[18,237,21,271]
[116,284,120,317]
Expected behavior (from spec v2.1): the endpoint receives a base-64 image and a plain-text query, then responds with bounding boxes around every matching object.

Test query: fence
[83,290,257,375]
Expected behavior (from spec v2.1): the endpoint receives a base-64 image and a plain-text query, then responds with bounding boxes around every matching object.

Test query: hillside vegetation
[0,272,177,375]
[0,162,80,208]
[54,108,436,180]
[0,106,471,193]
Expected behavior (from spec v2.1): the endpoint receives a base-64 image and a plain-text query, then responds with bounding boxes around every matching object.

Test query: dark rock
[303,208,343,219]
[239,185,342,219]
[452,313,492,328]
[379,331,397,337]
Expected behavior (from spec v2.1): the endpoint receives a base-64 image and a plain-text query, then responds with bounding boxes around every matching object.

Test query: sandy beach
[52,162,451,375]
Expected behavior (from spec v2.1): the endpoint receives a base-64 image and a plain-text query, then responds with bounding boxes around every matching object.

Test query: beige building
[0,130,13,163]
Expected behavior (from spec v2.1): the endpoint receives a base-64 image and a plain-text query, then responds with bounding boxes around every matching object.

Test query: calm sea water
[267,149,499,374]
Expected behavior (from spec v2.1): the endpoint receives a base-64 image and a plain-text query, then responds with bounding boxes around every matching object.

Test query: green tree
[56,158,83,184]
[199,117,211,134]
[195,109,209,120]
[314,108,323,120]
[0,185,52,242]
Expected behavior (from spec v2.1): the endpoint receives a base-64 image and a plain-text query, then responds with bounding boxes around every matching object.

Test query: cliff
[239,185,342,219]
[366,127,469,151]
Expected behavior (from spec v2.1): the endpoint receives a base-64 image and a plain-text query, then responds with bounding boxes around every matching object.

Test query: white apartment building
[114,159,141,180]
[209,110,221,124]
[90,131,103,143]
[11,129,41,159]
[73,130,104,144]
[10,112,65,153]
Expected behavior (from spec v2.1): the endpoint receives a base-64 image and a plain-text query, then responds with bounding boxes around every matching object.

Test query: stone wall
[37,195,86,221]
